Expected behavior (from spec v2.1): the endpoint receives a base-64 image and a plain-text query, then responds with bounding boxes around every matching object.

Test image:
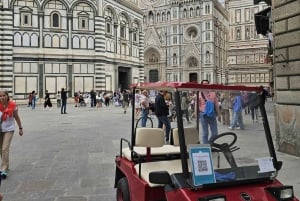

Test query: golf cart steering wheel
[210,132,237,152]
[210,132,239,168]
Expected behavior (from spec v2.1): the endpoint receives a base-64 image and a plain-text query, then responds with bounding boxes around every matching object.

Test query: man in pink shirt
[197,80,220,144]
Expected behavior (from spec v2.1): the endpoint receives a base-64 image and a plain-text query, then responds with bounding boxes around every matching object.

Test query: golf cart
[114,82,299,201]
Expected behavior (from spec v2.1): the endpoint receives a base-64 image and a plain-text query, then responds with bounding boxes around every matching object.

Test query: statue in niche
[173,54,177,64]
[205,54,210,63]
[189,58,197,67]
[149,54,159,62]
[150,54,155,62]
[236,29,241,40]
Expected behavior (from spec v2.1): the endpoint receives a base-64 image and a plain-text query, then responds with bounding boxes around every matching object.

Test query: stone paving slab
[0,102,299,200]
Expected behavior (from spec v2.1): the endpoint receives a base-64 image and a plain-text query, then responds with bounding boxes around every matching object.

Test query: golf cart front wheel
[116,177,130,201]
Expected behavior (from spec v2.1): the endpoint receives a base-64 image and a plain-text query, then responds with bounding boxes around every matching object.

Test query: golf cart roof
[131,82,262,92]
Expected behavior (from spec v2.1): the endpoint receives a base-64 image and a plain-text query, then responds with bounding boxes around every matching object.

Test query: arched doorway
[149,69,159,82]
[118,67,131,90]
[145,47,161,82]
[189,73,198,83]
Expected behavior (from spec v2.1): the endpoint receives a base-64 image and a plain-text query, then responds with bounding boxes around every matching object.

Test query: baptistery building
[0,0,144,99]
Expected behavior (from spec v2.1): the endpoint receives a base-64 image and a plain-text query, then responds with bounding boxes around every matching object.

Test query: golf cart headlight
[266,186,294,200]
[280,188,293,199]
[198,194,226,201]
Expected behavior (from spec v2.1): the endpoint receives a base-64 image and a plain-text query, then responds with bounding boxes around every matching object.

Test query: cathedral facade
[0,0,144,99]
[140,0,228,84]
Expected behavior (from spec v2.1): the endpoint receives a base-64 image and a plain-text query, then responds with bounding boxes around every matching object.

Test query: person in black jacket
[44,90,52,109]
[155,91,171,143]
[61,88,67,114]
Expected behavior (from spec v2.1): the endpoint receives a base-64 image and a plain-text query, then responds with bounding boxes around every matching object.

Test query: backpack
[201,92,216,117]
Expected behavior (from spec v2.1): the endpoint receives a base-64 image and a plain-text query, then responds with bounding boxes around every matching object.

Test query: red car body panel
[116,155,299,201]
[116,156,165,201]
[165,180,299,201]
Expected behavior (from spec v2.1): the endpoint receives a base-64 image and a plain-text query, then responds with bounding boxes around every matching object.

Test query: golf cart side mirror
[149,171,172,185]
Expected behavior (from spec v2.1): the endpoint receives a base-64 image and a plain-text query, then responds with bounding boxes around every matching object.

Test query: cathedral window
[120,25,126,38]
[205,21,211,30]
[119,14,129,39]
[235,9,241,23]
[157,13,160,22]
[173,9,177,18]
[78,12,89,30]
[173,53,177,64]
[205,32,211,41]
[245,8,250,22]
[106,23,111,34]
[205,4,210,14]
[183,9,187,18]
[132,22,139,42]
[162,12,165,21]
[149,11,154,22]
[173,26,177,33]
[190,8,193,17]
[173,36,177,44]
[51,12,61,28]
[20,7,33,27]
[167,12,170,21]
[105,8,114,35]
[196,7,200,16]
[79,17,88,30]
[186,26,198,40]
[21,12,32,27]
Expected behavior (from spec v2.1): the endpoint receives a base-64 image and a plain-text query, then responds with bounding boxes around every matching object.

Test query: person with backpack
[197,80,220,144]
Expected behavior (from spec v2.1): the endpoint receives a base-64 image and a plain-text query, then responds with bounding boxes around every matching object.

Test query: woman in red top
[0,90,23,179]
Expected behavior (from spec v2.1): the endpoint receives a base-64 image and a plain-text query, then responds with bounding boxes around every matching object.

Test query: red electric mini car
[114,82,299,201]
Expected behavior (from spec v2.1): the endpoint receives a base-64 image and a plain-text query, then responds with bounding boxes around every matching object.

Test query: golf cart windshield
[131,82,279,188]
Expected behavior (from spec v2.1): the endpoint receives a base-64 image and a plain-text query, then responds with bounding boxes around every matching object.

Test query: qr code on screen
[197,160,208,172]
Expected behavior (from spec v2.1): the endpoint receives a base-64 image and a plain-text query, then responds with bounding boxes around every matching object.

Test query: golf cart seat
[172,127,200,146]
[122,128,180,161]
[134,129,186,187]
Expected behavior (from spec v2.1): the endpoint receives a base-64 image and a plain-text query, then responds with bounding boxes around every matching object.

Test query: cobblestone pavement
[0,101,299,200]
